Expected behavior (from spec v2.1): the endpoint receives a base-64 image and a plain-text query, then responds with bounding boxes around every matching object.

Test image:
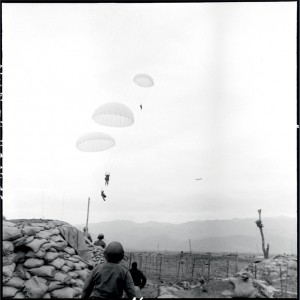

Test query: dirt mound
[2,219,105,298]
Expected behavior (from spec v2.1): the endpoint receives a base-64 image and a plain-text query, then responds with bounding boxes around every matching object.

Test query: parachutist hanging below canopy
[101,190,107,201]
[105,173,110,186]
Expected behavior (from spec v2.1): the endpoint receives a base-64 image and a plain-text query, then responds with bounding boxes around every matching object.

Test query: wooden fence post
[279,266,283,296]
[191,258,195,280]
[207,259,211,281]
[285,267,288,298]
[254,264,257,279]
[235,254,238,274]
[226,260,229,277]
[158,256,162,279]
[176,259,180,280]
[145,255,148,275]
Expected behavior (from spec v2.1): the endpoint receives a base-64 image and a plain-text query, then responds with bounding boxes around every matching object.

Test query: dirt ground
[140,278,235,298]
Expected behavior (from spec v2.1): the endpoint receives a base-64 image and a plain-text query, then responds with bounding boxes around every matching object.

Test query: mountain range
[76,216,297,254]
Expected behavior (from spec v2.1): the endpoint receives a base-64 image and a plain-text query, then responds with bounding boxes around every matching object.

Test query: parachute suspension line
[133,73,154,110]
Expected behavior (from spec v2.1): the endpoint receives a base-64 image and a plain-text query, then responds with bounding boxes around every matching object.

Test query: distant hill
[76,216,297,254]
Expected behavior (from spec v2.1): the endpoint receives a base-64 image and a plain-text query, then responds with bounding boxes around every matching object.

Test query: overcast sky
[2,2,297,226]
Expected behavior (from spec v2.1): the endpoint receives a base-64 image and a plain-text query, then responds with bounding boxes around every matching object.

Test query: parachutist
[101,190,107,201]
[105,173,110,186]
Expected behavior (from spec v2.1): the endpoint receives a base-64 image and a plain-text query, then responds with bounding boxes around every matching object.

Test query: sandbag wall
[85,241,105,266]
[2,219,103,298]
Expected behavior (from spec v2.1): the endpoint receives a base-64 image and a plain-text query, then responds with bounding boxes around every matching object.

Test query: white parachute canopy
[76,132,116,152]
[133,73,154,88]
[92,102,134,127]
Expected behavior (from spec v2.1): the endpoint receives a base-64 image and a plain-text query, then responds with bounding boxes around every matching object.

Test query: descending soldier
[105,173,110,186]
[101,190,107,201]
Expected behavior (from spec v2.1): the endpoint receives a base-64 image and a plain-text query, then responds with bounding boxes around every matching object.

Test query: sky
[2,2,297,226]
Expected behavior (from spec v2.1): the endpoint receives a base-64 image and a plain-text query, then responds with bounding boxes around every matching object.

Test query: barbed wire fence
[121,252,252,282]
[120,252,297,298]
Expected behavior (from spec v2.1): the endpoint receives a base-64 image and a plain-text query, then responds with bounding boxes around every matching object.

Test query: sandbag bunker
[2,219,104,298]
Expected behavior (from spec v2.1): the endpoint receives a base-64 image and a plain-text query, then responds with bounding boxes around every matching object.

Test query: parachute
[133,73,154,88]
[76,132,115,152]
[92,102,134,127]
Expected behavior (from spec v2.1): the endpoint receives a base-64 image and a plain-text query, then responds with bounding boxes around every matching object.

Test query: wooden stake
[226,260,229,277]
[207,259,211,281]
[177,260,180,280]
[158,256,162,279]
[191,258,196,280]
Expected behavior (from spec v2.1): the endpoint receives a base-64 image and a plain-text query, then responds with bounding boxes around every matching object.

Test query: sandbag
[40,242,55,251]
[53,271,73,284]
[28,265,55,277]
[67,257,79,263]
[25,238,48,252]
[37,230,55,239]
[3,286,19,298]
[3,253,19,266]
[37,276,48,285]
[15,250,27,261]
[24,258,45,268]
[13,235,35,247]
[50,235,65,242]
[50,228,61,235]
[48,247,58,253]
[43,293,51,298]
[52,240,68,251]
[30,226,44,233]
[3,263,16,277]
[74,269,90,281]
[64,260,75,269]
[47,281,65,292]
[26,248,46,259]
[3,227,23,241]
[31,222,50,229]
[24,276,48,298]
[3,276,25,289]
[21,226,36,236]
[64,246,76,255]
[74,278,85,288]
[44,251,60,262]
[13,291,26,298]
[15,264,28,280]
[68,271,79,279]
[61,265,72,273]
[230,277,257,298]
[48,257,65,269]
[3,240,15,253]
[50,287,79,298]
